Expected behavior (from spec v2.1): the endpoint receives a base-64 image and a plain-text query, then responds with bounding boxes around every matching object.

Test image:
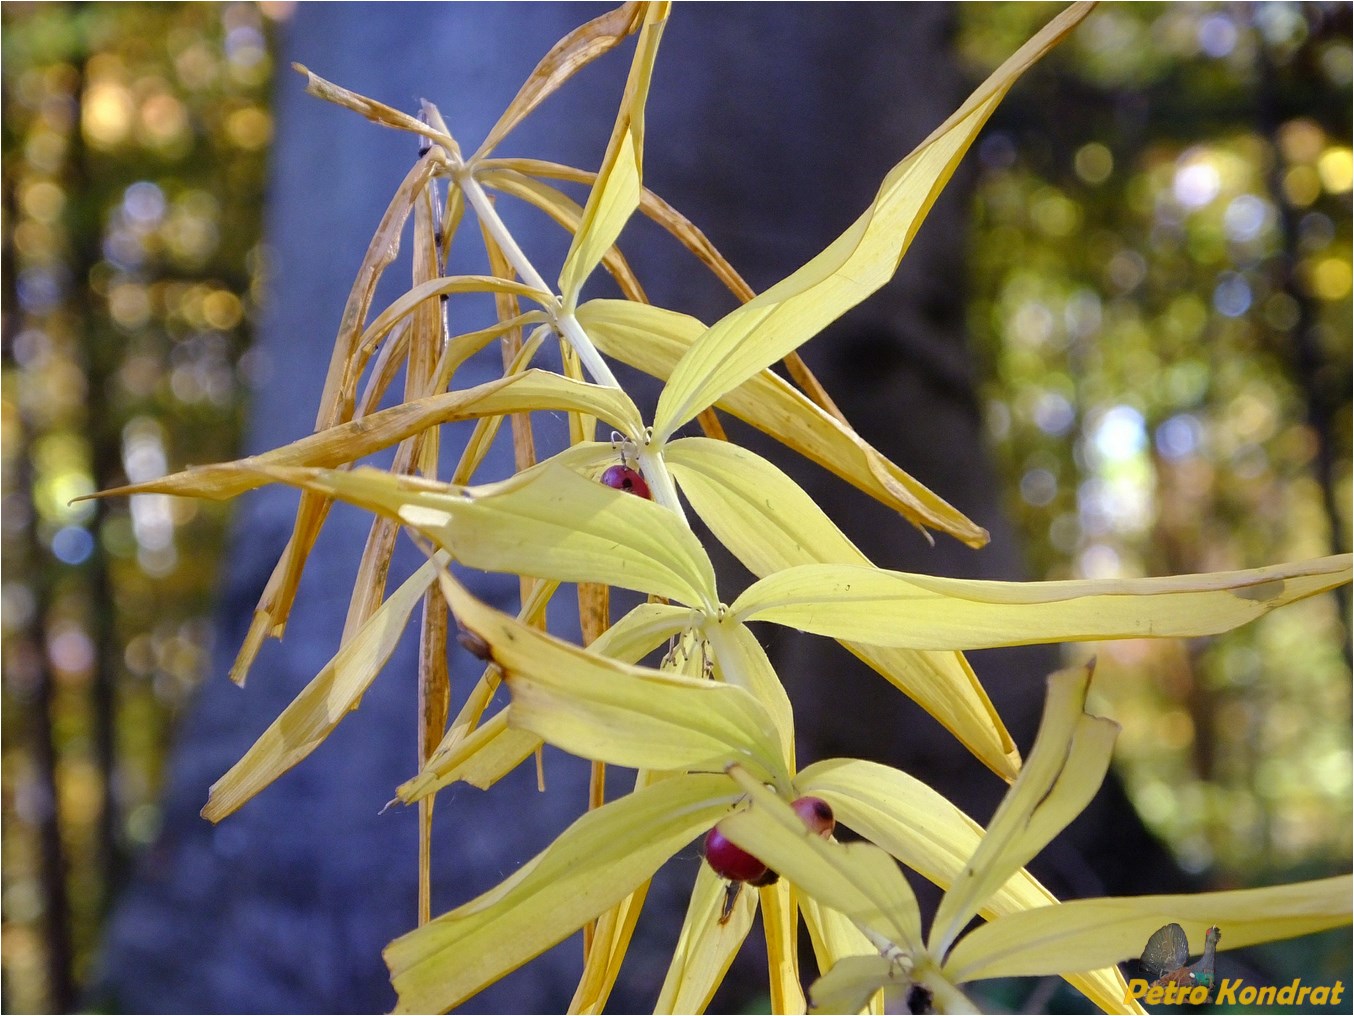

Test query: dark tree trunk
[92,5,1185,1014]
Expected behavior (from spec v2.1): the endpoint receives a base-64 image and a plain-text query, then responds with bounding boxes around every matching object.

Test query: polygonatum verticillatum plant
[88,3,1352,1013]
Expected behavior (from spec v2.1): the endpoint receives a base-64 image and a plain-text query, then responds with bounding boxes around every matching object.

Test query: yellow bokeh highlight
[20,179,65,223]
[1074,142,1114,185]
[1283,165,1322,207]
[1317,147,1353,194]
[226,106,272,150]
[82,80,134,147]
[201,290,243,330]
[1310,257,1352,301]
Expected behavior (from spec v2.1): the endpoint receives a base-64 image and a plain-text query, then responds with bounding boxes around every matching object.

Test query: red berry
[703,825,767,883]
[749,867,781,887]
[792,796,835,838]
[600,464,651,499]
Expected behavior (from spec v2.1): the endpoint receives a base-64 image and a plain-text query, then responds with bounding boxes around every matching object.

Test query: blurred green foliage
[0,3,1348,1013]
[2,3,275,1010]
[960,0,1351,883]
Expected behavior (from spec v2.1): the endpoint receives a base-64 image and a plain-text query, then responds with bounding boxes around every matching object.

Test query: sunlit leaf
[762,877,807,1016]
[438,571,788,785]
[806,955,902,1016]
[479,167,646,301]
[656,864,757,1015]
[395,709,541,801]
[292,63,454,145]
[472,2,645,161]
[577,300,987,546]
[384,773,735,1014]
[669,437,1016,778]
[86,371,637,503]
[720,767,923,955]
[797,756,1136,1014]
[945,876,1354,984]
[731,555,1354,649]
[587,601,693,665]
[800,897,887,1014]
[650,5,1094,442]
[255,460,719,609]
[202,556,439,822]
[569,876,650,1015]
[558,2,669,308]
[930,663,1117,957]
[705,619,794,770]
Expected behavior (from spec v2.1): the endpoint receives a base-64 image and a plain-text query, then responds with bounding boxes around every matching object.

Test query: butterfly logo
[1140,923,1221,997]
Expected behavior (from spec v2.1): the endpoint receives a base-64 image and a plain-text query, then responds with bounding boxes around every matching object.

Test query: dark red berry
[792,796,835,838]
[703,825,767,883]
[748,867,781,887]
[600,464,651,499]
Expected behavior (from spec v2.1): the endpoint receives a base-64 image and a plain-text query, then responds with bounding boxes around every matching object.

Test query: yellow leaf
[944,876,1354,985]
[762,877,807,1016]
[384,772,736,1014]
[656,864,757,1015]
[570,877,650,1014]
[587,601,692,665]
[438,572,789,785]
[848,644,1019,781]
[650,4,1094,442]
[85,371,640,503]
[256,459,719,610]
[201,556,439,822]
[931,663,1117,958]
[395,709,541,801]
[731,556,1354,649]
[800,897,887,1014]
[558,2,669,308]
[479,168,647,301]
[669,437,1016,778]
[471,3,646,162]
[666,438,863,573]
[720,767,923,955]
[292,62,455,145]
[805,955,902,1015]
[705,619,795,773]
[579,300,986,545]
[798,756,1135,1014]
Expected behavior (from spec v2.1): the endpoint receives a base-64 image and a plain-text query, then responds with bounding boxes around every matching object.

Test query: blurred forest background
[1,2,1349,1012]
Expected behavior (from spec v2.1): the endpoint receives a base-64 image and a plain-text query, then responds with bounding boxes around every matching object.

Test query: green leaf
[201,557,438,822]
[557,2,669,308]
[438,572,789,785]
[731,556,1354,649]
[384,772,735,1014]
[944,876,1354,984]
[649,4,1093,442]
[256,459,719,610]
[578,300,987,546]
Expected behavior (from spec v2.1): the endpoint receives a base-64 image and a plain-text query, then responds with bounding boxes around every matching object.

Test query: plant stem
[449,158,696,526]
[452,162,621,390]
